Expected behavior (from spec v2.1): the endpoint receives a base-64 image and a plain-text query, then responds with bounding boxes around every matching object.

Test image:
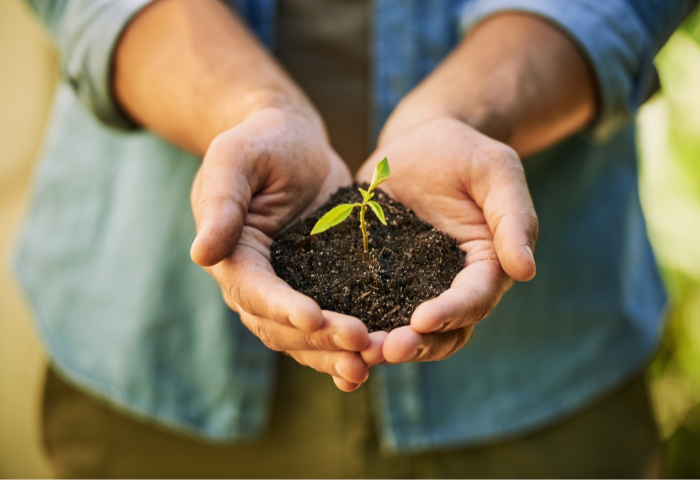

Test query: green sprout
[311,157,390,253]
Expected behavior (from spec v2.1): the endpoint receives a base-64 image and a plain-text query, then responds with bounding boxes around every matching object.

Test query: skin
[115,0,368,390]
[356,13,598,366]
[114,0,596,391]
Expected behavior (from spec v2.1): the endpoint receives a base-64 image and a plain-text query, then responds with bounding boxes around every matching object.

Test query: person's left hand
[356,114,538,366]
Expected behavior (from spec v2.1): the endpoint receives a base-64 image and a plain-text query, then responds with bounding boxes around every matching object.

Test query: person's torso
[14,0,665,451]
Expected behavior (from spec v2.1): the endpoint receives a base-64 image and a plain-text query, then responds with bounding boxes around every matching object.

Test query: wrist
[236,89,319,125]
[388,12,597,156]
[207,87,325,149]
[378,86,516,149]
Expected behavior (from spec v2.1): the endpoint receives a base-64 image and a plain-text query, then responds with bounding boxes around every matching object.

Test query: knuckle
[220,286,241,312]
[442,290,484,328]
[410,345,428,362]
[207,130,261,173]
[435,321,452,333]
[197,195,247,224]
[197,195,227,212]
[426,328,472,362]
[302,330,333,351]
[287,351,309,367]
[303,331,321,350]
[526,212,540,242]
[481,141,517,163]
[228,283,245,307]
[254,323,282,352]
[445,328,472,358]
[206,130,240,160]
[526,209,539,225]
[467,297,496,326]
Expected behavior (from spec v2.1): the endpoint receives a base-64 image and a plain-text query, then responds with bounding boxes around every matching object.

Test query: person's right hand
[189,103,375,392]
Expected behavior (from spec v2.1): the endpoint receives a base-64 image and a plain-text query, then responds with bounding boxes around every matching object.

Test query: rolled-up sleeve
[26,0,155,130]
[460,0,698,140]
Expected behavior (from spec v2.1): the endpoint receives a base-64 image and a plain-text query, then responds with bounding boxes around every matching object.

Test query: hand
[190,105,375,391]
[357,114,538,365]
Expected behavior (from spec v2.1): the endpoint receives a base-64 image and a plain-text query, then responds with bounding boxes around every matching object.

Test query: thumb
[190,134,257,267]
[491,210,538,281]
[481,151,538,282]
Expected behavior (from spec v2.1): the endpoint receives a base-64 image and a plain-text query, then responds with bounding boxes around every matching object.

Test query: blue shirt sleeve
[460,0,699,140]
[24,0,155,130]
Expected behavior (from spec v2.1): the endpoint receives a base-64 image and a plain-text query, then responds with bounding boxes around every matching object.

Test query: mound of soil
[271,184,465,332]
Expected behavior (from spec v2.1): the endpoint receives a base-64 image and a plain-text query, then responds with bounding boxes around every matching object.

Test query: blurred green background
[639,7,700,478]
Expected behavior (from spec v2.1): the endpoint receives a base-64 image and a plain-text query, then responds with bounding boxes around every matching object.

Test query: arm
[113,0,313,156]
[358,14,593,365]
[28,0,372,391]
[379,13,597,159]
[360,1,698,364]
[117,0,371,391]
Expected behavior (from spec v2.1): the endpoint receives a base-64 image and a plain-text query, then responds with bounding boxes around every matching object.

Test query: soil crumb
[271,184,465,332]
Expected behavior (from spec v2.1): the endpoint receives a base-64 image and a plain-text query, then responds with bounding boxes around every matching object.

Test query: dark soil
[271,184,465,332]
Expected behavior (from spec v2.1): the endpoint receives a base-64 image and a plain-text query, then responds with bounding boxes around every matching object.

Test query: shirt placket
[371,0,428,451]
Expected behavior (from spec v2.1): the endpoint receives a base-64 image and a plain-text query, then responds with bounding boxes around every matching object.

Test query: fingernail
[525,245,533,256]
[333,333,352,351]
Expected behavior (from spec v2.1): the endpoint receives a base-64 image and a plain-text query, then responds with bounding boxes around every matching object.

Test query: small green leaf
[369,157,391,192]
[310,204,355,235]
[367,201,387,225]
[358,188,374,202]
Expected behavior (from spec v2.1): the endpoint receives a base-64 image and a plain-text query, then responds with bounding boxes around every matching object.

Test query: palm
[357,117,536,363]
[191,106,353,312]
[190,107,374,392]
[193,108,351,243]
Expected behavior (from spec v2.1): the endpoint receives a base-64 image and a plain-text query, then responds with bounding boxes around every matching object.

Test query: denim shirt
[16,0,697,451]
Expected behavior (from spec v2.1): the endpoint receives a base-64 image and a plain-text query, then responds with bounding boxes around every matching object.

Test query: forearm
[385,13,598,157]
[114,0,317,155]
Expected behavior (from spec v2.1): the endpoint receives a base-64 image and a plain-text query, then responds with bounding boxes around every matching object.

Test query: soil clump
[271,184,465,332]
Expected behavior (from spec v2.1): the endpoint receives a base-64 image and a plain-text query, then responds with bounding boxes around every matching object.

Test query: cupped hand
[357,116,538,365]
[190,105,373,391]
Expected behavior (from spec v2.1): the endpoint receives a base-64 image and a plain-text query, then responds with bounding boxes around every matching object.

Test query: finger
[492,209,538,282]
[361,330,388,366]
[382,326,421,363]
[382,326,473,364]
[190,132,260,267]
[323,311,371,351]
[410,259,511,333]
[239,309,369,352]
[288,350,369,384]
[214,239,325,332]
[333,376,362,392]
[477,144,538,281]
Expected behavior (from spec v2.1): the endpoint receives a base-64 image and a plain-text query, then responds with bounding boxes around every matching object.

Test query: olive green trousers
[43,355,661,478]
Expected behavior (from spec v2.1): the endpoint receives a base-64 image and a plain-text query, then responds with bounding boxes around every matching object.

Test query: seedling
[311,157,390,252]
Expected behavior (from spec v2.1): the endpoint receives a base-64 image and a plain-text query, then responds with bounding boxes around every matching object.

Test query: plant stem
[360,204,368,252]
